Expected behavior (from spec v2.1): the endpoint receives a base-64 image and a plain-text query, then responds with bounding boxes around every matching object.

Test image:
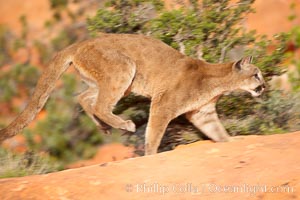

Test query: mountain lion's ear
[235,56,253,71]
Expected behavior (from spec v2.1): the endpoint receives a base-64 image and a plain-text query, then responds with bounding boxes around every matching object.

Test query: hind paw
[121,120,136,132]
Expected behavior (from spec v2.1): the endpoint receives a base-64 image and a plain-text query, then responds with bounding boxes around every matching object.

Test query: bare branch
[219,41,233,63]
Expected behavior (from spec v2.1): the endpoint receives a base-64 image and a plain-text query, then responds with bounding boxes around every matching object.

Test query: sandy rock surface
[0,132,299,200]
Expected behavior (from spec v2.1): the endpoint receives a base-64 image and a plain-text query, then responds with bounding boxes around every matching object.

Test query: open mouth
[251,84,265,97]
[254,85,263,93]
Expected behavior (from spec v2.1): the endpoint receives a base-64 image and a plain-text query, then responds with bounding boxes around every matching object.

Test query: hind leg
[75,49,137,133]
[92,83,136,132]
[92,54,137,132]
[77,87,113,133]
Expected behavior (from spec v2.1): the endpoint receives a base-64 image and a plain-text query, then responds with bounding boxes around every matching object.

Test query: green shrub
[0,25,13,66]
[0,63,39,102]
[222,91,300,136]
[87,0,163,34]
[288,26,300,92]
[0,148,61,178]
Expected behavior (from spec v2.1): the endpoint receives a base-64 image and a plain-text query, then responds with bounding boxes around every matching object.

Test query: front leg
[145,99,174,155]
[186,102,230,142]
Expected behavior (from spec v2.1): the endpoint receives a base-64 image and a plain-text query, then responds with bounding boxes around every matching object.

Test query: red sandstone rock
[67,143,137,169]
[0,132,299,200]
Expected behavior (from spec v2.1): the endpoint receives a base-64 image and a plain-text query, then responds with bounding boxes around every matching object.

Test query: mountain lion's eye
[254,73,260,80]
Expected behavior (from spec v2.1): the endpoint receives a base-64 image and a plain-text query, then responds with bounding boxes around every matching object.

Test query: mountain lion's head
[233,56,266,97]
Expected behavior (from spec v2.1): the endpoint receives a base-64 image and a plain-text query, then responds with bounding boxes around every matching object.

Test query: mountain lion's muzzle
[252,84,266,97]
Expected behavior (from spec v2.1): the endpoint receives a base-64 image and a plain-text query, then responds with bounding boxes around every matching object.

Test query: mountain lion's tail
[0,46,76,142]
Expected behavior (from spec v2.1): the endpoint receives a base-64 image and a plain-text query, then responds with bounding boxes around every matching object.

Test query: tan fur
[0,34,266,155]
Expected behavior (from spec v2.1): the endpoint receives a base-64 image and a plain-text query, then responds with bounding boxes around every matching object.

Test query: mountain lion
[0,34,266,155]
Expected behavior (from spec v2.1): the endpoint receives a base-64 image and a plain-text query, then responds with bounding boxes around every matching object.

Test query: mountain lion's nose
[254,84,265,93]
